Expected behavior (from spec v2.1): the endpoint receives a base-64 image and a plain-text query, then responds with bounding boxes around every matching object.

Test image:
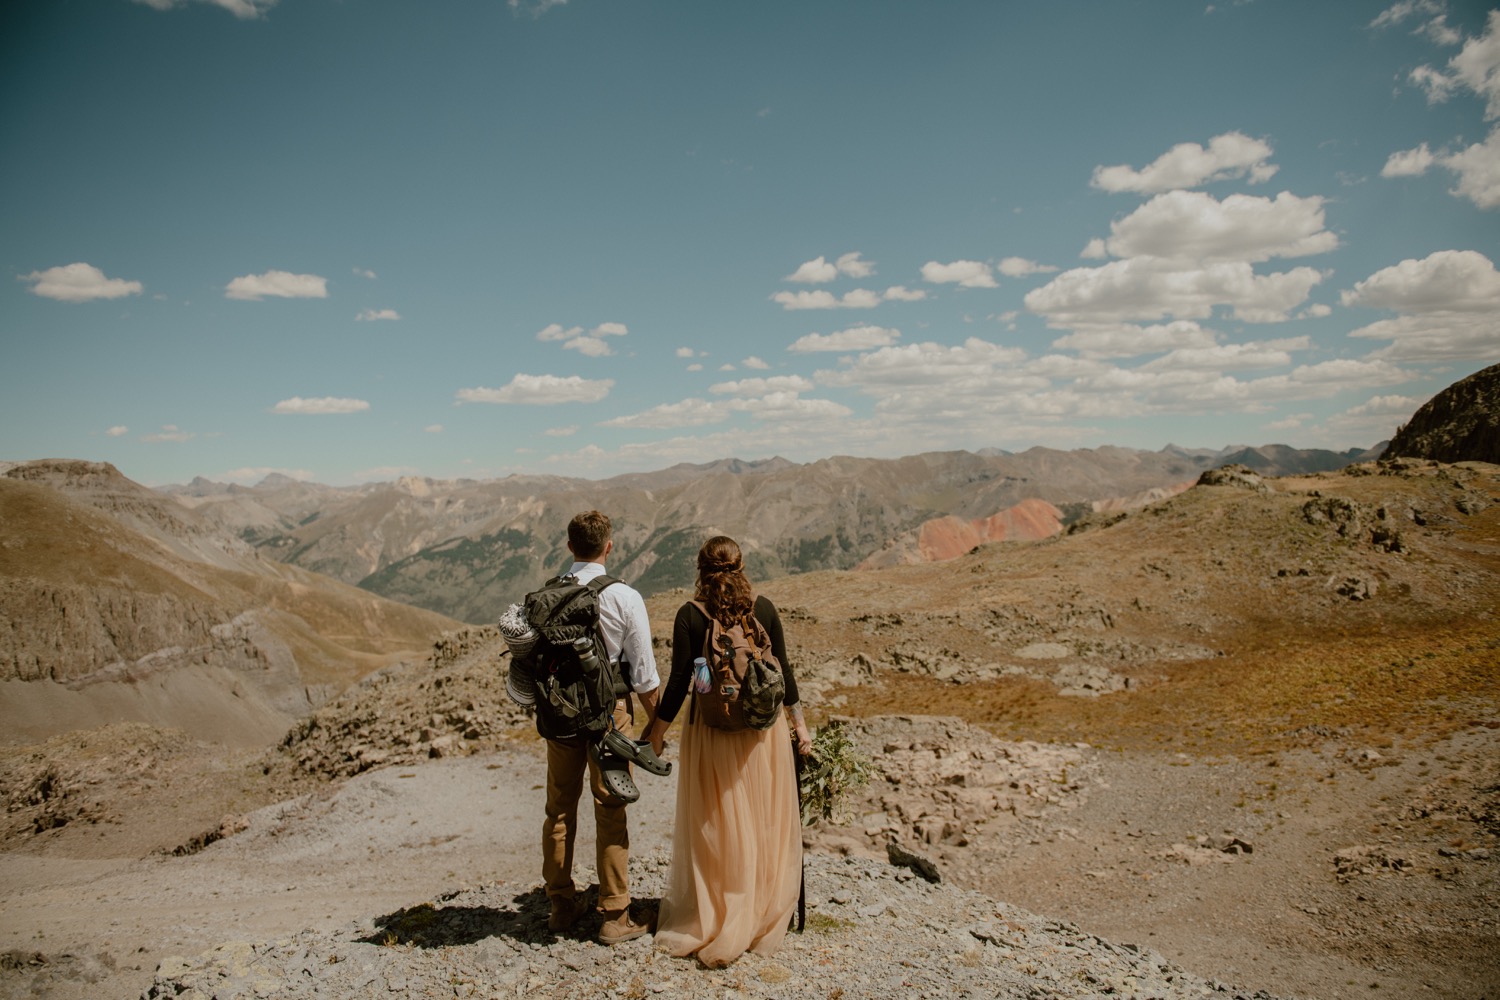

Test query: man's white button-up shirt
[565,561,660,695]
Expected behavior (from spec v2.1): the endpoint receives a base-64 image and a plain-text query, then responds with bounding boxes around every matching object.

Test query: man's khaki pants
[542,698,633,913]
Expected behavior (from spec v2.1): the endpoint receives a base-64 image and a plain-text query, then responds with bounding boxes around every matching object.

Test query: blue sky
[3,0,1498,487]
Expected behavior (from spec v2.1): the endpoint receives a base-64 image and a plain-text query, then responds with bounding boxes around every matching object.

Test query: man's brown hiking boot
[597,907,651,945]
[548,896,590,932]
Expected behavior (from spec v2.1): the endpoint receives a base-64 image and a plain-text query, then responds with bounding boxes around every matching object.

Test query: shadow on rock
[361,888,663,949]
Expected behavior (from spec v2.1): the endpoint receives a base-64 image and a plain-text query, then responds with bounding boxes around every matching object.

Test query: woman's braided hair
[694,535,754,626]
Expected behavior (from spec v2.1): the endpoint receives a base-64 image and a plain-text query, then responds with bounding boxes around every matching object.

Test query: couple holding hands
[530,510,812,969]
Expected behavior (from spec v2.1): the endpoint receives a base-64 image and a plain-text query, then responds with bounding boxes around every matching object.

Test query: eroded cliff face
[857,498,1066,568]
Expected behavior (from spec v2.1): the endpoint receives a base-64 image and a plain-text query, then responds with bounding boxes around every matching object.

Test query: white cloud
[997,257,1058,278]
[1341,249,1500,360]
[601,398,727,429]
[565,336,614,357]
[1138,337,1310,372]
[21,262,142,302]
[687,363,703,372]
[883,286,927,302]
[544,425,578,437]
[537,321,629,356]
[272,396,370,415]
[1381,143,1436,176]
[1442,127,1500,208]
[226,270,328,301]
[1321,393,1427,442]
[1090,132,1278,194]
[1265,413,1312,432]
[424,424,444,433]
[1381,129,1500,209]
[455,374,613,405]
[1370,1,1443,31]
[141,424,194,443]
[675,347,696,358]
[133,0,278,18]
[106,425,129,437]
[728,393,853,421]
[1342,249,1500,312]
[1099,190,1338,264]
[1406,10,1500,117]
[818,337,1030,392]
[1026,258,1325,326]
[787,256,838,283]
[356,308,400,321]
[1420,15,1463,47]
[771,288,880,310]
[509,0,568,17]
[1343,394,1426,419]
[742,356,770,369]
[1447,10,1500,118]
[785,251,874,284]
[787,324,901,353]
[710,375,815,397]
[353,267,377,280]
[1050,320,1220,359]
[1410,63,1459,104]
[921,260,997,288]
[835,252,875,279]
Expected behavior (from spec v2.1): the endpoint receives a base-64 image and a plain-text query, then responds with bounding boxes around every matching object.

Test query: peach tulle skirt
[654,710,802,967]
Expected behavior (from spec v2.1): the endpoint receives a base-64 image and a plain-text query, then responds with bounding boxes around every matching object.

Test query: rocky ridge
[1384,360,1499,464]
[0,461,463,746]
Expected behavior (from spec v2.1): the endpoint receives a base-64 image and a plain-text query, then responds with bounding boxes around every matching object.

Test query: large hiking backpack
[689,600,785,732]
[522,574,627,742]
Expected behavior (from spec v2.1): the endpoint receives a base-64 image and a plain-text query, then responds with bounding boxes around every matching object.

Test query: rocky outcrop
[267,627,526,780]
[803,716,1093,882]
[1384,361,1500,464]
[1196,463,1271,492]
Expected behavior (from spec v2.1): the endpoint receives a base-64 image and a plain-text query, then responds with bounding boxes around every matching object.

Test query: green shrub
[798,722,872,827]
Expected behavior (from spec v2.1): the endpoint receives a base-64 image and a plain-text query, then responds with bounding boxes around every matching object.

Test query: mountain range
[161,442,1383,622]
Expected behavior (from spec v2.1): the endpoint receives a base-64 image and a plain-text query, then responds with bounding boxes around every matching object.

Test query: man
[542,510,661,945]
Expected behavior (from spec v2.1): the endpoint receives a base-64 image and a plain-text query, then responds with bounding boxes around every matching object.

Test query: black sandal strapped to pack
[599,725,672,776]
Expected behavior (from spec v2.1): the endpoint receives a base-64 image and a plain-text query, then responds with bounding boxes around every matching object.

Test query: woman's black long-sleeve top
[655,595,800,725]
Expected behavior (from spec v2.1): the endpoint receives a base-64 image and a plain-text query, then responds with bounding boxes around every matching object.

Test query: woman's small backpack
[689,600,785,732]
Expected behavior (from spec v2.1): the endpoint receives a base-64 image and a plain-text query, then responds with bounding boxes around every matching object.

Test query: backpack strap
[686,601,710,724]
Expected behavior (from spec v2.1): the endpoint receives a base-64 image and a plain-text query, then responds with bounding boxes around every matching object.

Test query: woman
[644,536,813,968]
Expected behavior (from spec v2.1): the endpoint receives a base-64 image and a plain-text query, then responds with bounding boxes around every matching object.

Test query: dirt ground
[1,718,1495,1000]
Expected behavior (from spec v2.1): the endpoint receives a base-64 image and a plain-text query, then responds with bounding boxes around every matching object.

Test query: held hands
[645,717,669,758]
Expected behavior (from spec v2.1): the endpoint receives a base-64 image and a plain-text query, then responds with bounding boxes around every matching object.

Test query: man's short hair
[568,510,612,560]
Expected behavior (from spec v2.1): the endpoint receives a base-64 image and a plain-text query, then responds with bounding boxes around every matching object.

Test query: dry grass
[792,463,1500,754]
[832,616,1499,753]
